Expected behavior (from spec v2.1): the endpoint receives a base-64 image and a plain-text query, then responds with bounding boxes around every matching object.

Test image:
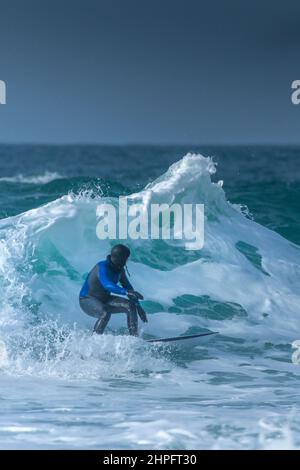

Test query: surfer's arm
[99,263,127,296]
[120,270,133,291]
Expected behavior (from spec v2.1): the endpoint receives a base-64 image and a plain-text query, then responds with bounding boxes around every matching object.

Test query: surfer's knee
[93,311,111,334]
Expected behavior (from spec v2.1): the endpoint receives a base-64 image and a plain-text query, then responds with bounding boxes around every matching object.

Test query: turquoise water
[0,145,300,449]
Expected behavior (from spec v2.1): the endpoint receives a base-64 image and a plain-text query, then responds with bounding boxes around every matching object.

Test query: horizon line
[0,141,300,147]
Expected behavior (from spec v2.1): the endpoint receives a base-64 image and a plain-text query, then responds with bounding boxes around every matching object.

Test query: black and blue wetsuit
[80,257,133,301]
[79,256,140,335]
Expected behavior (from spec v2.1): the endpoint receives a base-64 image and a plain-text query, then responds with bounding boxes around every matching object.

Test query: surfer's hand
[127,290,144,301]
[133,291,144,300]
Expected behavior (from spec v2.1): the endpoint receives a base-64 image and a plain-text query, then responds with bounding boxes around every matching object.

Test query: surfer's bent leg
[79,296,138,336]
[79,296,111,334]
[105,296,138,336]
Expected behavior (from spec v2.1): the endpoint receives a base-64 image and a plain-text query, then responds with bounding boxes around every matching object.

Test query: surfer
[79,244,148,335]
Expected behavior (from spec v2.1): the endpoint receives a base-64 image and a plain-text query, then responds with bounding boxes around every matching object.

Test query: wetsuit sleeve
[120,269,133,291]
[99,263,127,296]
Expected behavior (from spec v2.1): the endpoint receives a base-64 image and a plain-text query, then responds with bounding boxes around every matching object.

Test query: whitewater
[0,152,300,449]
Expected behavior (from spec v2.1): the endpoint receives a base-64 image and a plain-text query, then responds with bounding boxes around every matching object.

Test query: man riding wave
[79,244,148,335]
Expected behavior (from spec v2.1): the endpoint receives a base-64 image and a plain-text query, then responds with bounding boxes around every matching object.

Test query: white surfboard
[146,331,218,345]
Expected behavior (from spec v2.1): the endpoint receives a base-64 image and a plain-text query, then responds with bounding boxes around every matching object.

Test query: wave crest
[0,153,300,378]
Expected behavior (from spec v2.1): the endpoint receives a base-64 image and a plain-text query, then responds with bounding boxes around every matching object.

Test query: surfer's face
[110,253,128,270]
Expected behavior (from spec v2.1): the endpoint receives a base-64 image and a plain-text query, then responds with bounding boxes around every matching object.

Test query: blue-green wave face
[0,145,300,449]
[0,150,299,338]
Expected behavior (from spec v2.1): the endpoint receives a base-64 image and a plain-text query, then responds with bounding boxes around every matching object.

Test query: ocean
[0,144,300,449]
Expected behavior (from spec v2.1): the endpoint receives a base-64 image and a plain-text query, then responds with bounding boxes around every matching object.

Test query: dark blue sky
[0,0,300,144]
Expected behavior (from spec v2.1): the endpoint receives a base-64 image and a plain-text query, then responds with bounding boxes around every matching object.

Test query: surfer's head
[110,244,130,271]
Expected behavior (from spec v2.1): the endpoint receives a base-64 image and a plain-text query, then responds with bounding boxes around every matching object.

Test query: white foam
[0,153,299,367]
[0,171,63,184]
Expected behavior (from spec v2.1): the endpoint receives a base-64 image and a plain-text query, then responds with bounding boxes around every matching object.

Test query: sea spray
[0,152,300,449]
